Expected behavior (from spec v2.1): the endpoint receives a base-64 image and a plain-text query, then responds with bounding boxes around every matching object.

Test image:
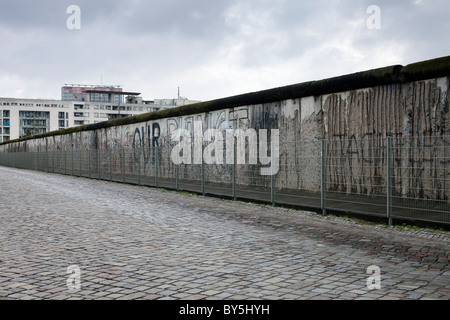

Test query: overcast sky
[0,0,449,102]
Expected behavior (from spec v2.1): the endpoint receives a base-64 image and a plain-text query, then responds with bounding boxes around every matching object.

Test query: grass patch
[394,223,447,233]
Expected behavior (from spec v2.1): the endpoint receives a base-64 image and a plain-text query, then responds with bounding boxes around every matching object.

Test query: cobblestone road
[0,166,449,300]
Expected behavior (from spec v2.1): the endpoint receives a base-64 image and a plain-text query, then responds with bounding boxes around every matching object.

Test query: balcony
[74,113,90,119]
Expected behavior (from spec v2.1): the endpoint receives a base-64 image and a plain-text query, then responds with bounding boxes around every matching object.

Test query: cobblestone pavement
[0,166,449,300]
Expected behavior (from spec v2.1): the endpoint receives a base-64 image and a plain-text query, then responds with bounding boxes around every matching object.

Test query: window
[19,111,50,137]
[3,110,10,117]
[59,112,65,119]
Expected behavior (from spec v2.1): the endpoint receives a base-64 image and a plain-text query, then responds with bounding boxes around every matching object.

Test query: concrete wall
[1,56,450,200]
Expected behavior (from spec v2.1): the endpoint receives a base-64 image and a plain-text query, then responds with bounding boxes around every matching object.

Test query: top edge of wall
[2,55,450,146]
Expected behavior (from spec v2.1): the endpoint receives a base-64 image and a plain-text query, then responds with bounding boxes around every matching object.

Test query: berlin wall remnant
[1,56,449,201]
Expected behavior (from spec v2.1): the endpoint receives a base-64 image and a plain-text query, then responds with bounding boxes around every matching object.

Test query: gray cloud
[0,0,449,101]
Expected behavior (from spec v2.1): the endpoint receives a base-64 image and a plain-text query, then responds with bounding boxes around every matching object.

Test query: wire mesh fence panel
[85,150,94,179]
[54,151,62,174]
[274,139,322,209]
[324,136,389,218]
[235,164,272,204]
[157,144,177,190]
[63,151,69,175]
[75,150,83,177]
[121,148,138,185]
[110,148,124,183]
[177,162,203,194]
[98,148,110,181]
[43,152,50,173]
[169,139,202,194]
[137,147,155,187]
[391,135,450,224]
[201,140,234,199]
[0,134,449,225]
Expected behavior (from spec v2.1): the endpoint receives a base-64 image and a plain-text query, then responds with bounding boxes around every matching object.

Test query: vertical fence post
[201,143,205,196]
[138,148,141,186]
[444,134,447,203]
[98,149,101,180]
[88,149,91,178]
[122,148,125,183]
[71,149,74,176]
[155,145,159,187]
[321,139,327,215]
[110,148,112,182]
[52,151,55,173]
[176,156,179,191]
[233,141,237,201]
[271,169,275,207]
[387,136,393,227]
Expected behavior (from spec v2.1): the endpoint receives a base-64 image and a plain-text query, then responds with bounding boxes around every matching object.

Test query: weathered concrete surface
[0,166,448,300]
[2,81,449,199]
[1,59,449,202]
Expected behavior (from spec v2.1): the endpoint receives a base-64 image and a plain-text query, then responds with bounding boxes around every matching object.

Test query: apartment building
[0,85,200,142]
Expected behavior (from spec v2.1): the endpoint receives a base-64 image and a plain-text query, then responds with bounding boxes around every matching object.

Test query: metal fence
[0,135,449,226]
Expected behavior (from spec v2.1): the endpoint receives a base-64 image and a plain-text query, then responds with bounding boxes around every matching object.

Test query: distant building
[61,84,124,103]
[0,85,200,142]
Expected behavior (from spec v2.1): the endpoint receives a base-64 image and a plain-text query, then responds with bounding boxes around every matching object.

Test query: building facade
[0,85,200,142]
